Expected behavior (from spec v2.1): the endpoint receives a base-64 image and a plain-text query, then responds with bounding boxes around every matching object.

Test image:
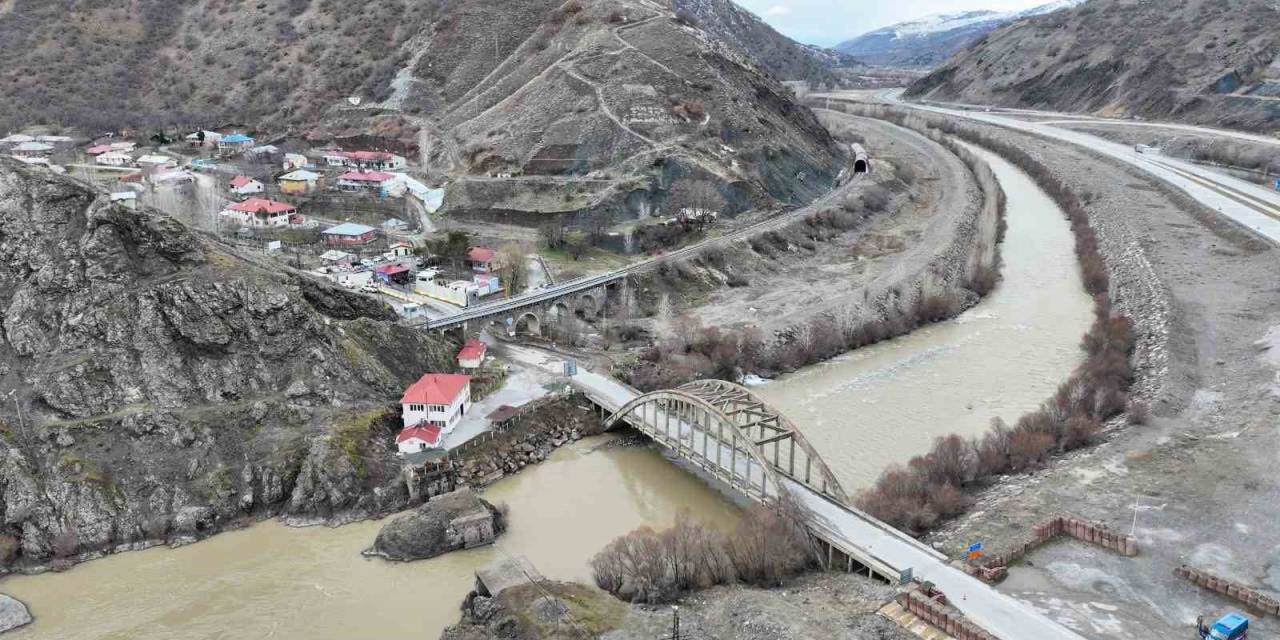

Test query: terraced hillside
[0,0,842,214]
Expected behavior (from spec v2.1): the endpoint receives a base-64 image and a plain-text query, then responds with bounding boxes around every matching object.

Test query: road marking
[1145,159,1280,222]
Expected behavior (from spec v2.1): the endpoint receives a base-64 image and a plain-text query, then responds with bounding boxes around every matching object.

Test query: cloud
[764,4,791,16]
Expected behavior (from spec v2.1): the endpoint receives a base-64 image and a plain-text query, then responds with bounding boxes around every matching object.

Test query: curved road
[823,90,1280,245]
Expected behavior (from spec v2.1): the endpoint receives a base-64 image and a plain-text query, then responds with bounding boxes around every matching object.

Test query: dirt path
[682,112,979,335]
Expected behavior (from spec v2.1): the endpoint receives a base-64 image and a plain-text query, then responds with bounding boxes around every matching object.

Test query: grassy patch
[539,247,636,279]
[329,408,388,479]
[501,582,628,637]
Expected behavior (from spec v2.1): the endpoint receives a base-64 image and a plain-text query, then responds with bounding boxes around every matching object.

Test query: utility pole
[1130,496,1140,537]
[670,605,680,640]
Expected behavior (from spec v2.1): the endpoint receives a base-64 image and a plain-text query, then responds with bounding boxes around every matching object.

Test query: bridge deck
[571,370,1084,640]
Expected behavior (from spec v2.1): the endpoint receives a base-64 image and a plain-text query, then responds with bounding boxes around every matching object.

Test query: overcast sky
[733,0,1053,47]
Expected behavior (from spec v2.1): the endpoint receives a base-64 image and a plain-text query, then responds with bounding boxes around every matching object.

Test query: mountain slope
[672,0,858,82]
[907,0,1280,131]
[0,0,842,211]
[836,1,1084,68]
[0,160,456,564]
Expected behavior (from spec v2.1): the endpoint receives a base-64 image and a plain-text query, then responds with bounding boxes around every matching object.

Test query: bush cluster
[591,498,814,604]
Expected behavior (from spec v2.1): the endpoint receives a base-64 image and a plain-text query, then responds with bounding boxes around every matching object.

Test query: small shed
[374,263,412,286]
[458,340,488,369]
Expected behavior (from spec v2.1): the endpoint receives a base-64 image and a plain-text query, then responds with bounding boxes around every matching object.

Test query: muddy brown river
[1,437,740,639]
[1,147,1092,639]
[754,146,1094,490]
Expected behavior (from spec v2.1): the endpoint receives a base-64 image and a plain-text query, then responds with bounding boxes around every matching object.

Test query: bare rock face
[0,594,31,633]
[0,162,457,569]
[368,488,503,562]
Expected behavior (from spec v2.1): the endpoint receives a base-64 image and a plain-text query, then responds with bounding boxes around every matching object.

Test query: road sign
[898,567,913,585]
[563,359,578,377]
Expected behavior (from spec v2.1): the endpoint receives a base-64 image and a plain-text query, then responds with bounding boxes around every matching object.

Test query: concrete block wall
[1175,564,1280,615]
[966,514,1138,583]
[897,586,997,640]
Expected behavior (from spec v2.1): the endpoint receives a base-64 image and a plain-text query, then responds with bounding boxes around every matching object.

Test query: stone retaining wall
[1175,565,1280,615]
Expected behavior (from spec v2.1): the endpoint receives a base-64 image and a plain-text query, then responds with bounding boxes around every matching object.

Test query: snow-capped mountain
[835,0,1087,68]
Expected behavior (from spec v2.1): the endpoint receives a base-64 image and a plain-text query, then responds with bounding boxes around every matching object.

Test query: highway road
[827,89,1280,246]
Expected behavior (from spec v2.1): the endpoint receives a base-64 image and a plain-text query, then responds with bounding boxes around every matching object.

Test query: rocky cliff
[907,0,1280,131]
[0,161,456,570]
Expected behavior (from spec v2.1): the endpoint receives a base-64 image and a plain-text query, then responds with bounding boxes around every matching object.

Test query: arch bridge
[573,372,1088,639]
[603,379,848,506]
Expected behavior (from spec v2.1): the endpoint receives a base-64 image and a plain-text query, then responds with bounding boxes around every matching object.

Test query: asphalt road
[828,90,1280,246]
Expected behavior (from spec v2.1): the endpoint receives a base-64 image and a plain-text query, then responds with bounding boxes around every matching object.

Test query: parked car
[342,280,357,289]
[361,283,379,294]
[360,259,376,268]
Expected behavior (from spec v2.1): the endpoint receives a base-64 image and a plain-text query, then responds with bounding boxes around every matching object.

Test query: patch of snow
[886,0,1086,40]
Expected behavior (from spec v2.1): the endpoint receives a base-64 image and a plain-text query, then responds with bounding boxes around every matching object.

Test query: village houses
[321,222,378,247]
[466,246,497,273]
[95,150,132,167]
[337,170,404,197]
[324,150,407,171]
[217,133,255,153]
[457,340,488,370]
[220,197,297,228]
[229,175,265,196]
[397,373,472,453]
[277,169,321,195]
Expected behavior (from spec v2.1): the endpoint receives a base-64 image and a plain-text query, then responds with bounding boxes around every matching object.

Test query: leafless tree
[495,242,529,295]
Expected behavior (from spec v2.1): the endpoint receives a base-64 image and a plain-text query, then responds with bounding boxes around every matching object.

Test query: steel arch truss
[603,379,848,505]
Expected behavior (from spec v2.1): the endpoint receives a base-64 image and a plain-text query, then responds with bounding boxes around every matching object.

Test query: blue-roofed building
[322,222,378,247]
[217,132,256,153]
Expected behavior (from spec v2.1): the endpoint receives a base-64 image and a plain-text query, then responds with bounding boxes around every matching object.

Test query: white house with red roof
[324,150,406,171]
[401,373,472,435]
[466,246,497,273]
[396,424,443,454]
[337,170,404,197]
[229,175,264,196]
[457,340,488,369]
[220,197,297,228]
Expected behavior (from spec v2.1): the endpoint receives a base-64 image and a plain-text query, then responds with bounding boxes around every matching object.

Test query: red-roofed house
[401,373,472,433]
[324,150,406,171]
[229,175,265,196]
[337,171,403,197]
[457,340,488,369]
[220,197,297,228]
[86,144,113,156]
[396,424,443,454]
[466,246,496,273]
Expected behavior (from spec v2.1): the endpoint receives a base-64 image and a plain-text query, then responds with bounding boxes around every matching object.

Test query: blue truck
[1198,613,1248,640]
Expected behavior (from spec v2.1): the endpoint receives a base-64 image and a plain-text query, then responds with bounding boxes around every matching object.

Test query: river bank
[890,111,1280,639]
[0,433,741,640]
[753,143,1093,492]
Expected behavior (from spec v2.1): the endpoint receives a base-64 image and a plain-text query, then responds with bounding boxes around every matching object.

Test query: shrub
[0,535,18,566]
[1127,399,1151,425]
[52,529,78,559]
